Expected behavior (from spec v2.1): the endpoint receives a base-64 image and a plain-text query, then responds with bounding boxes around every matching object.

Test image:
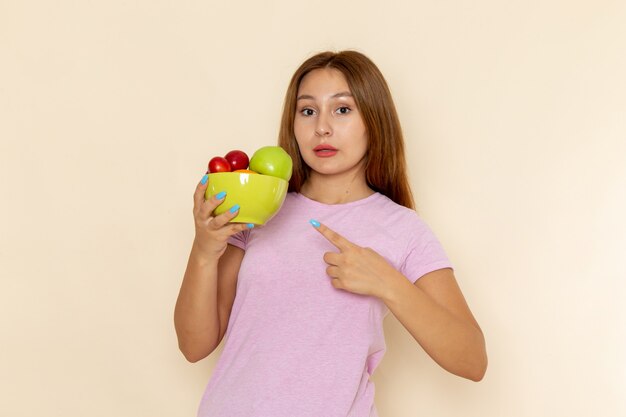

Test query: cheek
[292,124,313,164]
[340,121,369,150]
[293,128,306,153]
[354,122,369,152]
[293,118,308,144]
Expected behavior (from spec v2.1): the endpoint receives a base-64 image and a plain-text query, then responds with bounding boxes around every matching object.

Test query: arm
[312,221,487,381]
[380,268,487,381]
[174,176,250,363]
[174,243,243,362]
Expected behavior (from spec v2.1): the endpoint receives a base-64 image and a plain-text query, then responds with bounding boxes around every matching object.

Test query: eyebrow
[296,91,353,101]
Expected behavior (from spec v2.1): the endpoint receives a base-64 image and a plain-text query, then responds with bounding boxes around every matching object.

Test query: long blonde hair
[278,50,415,209]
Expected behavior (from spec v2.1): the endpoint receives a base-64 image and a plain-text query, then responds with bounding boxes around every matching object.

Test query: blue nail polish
[229,204,240,213]
[200,174,208,185]
[309,219,320,228]
[247,223,255,228]
[215,191,226,199]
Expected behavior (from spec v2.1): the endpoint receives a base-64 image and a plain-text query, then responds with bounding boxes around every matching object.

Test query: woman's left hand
[311,220,402,298]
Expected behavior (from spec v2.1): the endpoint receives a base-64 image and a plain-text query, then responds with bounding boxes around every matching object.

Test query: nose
[315,113,332,136]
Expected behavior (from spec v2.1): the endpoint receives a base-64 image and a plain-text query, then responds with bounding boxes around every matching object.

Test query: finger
[226,221,256,235]
[209,204,242,229]
[199,191,228,218]
[309,220,354,251]
[330,278,344,290]
[323,251,341,266]
[326,265,341,279]
[193,173,210,209]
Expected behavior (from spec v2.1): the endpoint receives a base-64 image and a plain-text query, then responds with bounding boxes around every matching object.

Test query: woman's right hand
[191,174,252,260]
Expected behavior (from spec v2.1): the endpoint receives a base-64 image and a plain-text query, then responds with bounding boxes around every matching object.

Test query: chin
[303,154,364,176]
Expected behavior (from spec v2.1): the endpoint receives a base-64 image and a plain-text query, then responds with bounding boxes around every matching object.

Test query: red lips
[313,144,338,158]
[313,145,338,152]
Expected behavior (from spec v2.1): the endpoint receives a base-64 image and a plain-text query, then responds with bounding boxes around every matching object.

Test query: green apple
[249,146,293,181]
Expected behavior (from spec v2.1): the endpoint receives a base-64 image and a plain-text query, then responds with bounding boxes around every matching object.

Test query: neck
[300,165,375,205]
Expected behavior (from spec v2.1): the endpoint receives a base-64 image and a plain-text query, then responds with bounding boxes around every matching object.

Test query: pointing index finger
[309,219,353,251]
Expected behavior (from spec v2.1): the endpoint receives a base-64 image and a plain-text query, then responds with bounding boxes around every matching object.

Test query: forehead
[297,68,351,96]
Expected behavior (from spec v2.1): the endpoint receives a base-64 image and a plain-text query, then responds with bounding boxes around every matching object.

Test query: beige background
[1,0,625,416]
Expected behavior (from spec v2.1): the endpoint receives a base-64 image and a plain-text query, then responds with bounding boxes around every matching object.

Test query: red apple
[208,156,231,173]
[224,150,249,171]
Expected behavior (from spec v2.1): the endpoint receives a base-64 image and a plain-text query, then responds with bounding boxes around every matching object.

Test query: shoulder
[367,194,441,244]
[367,193,424,225]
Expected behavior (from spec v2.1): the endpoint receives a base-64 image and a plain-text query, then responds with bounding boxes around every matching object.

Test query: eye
[336,106,351,115]
[300,108,316,116]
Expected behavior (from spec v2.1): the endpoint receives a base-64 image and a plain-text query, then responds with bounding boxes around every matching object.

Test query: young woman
[175,50,487,417]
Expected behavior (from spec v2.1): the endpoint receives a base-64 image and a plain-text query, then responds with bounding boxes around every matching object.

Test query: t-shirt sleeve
[399,218,454,283]
[227,229,250,251]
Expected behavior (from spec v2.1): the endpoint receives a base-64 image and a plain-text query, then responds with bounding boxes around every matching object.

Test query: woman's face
[293,68,368,177]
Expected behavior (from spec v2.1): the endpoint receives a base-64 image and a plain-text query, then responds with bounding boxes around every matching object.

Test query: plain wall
[1,1,625,416]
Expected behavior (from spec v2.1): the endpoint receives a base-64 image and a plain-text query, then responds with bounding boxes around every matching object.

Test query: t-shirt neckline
[293,191,383,209]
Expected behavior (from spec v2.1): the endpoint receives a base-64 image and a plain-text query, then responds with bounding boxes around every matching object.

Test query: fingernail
[229,204,240,213]
[247,223,255,228]
[200,174,208,185]
[309,219,320,228]
[215,191,226,200]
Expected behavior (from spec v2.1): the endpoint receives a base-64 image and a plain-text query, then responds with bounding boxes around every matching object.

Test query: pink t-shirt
[197,192,453,417]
